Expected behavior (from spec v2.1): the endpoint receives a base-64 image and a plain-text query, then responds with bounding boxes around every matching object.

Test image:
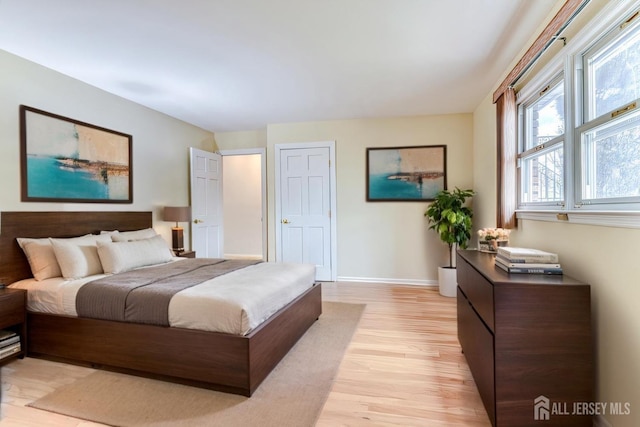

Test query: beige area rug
[28,302,364,427]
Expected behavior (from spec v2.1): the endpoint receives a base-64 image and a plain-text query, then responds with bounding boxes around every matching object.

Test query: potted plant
[424,188,474,297]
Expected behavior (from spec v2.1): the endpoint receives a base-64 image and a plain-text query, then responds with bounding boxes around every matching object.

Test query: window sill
[516,210,640,229]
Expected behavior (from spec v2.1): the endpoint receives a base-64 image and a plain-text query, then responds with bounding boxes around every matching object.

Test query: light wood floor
[0,282,490,426]
[318,282,490,426]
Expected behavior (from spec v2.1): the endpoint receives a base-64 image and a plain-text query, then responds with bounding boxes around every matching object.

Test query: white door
[276,143,336,281]
[189,147,223,258]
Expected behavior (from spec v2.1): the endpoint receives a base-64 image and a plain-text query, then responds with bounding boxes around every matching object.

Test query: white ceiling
[0,0,557,132]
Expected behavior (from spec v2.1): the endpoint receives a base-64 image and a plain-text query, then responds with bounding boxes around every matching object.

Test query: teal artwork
[20,106,132,203]
[367,145,446,201]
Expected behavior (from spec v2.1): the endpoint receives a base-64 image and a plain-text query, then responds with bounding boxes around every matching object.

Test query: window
[584,20,640,121]
[519,77,565,205]
[579,111,640,202]
[517,4,640,218]
[578,16,640,206]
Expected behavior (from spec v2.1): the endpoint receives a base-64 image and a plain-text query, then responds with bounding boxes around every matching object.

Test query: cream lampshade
[163,206,191,252]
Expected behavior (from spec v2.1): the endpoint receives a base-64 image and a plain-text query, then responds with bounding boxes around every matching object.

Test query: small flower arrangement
[478,228,511,241]
[478,228,511,252]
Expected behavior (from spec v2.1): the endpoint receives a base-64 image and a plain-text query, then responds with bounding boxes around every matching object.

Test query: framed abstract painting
[366,145,446,201]
[20,105,133,203]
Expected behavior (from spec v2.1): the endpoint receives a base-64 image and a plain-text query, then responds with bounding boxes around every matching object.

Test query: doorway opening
[221,148,267,260]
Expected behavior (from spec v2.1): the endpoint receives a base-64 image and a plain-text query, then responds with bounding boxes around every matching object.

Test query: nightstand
[0,288,27,363]
[175,250,196,258]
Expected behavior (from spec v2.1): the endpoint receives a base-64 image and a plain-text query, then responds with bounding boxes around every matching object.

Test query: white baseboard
[593,415,613,427]
[336,276,437,287]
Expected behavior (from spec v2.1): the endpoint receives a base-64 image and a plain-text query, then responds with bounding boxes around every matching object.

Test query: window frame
[517,74,566,208]
[515,1,640,228]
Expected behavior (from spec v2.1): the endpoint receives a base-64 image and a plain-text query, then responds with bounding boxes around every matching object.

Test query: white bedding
[9,260,316,335]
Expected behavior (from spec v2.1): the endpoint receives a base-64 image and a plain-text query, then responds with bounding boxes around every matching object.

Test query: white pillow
[49,234,111,279]
[97,235,173,274]
[110,228,158,242]
[17,238,62,281]
[17,234,110,281]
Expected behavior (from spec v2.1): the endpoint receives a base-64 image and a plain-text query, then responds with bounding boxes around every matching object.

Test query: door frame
[219,148,268,260]
[274,141,337,281]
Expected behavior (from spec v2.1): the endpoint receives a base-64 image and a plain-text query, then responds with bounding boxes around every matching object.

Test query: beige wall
[266,115,473,283]
[219,117,475,283]
[472,1,640,425]
[472,92,498,241]
[215,130,267,151]
[0,49,215,249]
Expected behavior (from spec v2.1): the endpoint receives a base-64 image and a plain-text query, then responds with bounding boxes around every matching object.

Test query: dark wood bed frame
[0,211,322,396]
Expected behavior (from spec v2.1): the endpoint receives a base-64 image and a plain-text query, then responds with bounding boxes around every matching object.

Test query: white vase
[438,266,457,297]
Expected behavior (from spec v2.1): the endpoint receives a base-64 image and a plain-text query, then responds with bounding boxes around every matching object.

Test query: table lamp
[163,206,191,253]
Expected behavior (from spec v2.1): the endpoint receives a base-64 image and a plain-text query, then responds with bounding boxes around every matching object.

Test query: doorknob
[281,219,290,224]
[193,219,203,224]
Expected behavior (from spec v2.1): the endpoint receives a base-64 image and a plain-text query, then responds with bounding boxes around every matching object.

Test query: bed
[0,211,322,396]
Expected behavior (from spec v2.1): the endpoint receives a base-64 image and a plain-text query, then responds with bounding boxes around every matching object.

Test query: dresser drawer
[457,287,495,426]
[457,254,494,331]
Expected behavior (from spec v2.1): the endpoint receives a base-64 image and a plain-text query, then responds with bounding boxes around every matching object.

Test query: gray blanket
[76,259,261,326]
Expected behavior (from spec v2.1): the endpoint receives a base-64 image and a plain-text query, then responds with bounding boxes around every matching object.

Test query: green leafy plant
[424,188,475,268]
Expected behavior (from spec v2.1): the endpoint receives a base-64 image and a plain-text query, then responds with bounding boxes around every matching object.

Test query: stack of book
[0,330,21,360]
[495,247,563,275]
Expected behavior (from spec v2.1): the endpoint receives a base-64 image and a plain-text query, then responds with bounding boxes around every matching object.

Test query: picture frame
[20,105,133,203]
[366,145,446,201]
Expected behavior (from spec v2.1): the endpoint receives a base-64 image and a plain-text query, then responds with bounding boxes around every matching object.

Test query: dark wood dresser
[456,250,593,427]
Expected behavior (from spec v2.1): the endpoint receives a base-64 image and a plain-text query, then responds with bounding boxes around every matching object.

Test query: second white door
[277,144,334,281]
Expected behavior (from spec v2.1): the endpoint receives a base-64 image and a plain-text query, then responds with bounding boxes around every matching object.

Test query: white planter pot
[438,266,457,297]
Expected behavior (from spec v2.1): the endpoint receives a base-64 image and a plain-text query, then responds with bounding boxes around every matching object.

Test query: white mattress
[9,261,315,335]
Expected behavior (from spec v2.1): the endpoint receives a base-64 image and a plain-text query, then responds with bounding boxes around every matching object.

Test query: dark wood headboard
[0,211,152,285]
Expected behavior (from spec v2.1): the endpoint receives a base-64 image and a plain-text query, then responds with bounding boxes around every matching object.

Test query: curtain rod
[493,0,591,103]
